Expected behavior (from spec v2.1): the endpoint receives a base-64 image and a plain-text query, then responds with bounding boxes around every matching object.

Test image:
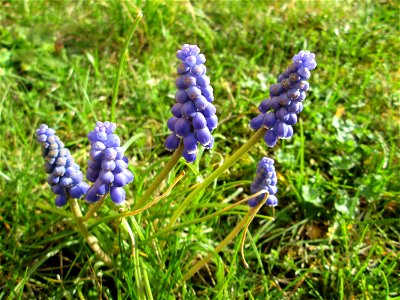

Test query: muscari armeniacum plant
[182,50,316,277]
[36,45,316,275]
[167,50,316,228]
[135,44,217,208]
[36,124,122,267]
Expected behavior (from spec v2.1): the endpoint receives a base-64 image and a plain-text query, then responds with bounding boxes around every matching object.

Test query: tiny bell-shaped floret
[165,133,181,151]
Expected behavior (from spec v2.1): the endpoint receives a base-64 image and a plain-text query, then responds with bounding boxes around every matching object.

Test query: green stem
[182,209,252,282]
[83,194,107,222]
[135,142,184,209]
[240,193,269,268]
[168,128,266,228]
[68,198,113,268]
[111,11,143,122]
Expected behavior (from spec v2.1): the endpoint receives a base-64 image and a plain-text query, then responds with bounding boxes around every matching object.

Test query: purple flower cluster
[86,121,134,205]
[250,50,317,147]
[36,124,89,207]
[165,44,218,163]
[249,157,278,207]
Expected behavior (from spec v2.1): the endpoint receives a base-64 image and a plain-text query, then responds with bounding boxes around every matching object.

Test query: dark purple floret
[250,50,316,147]
[85,121,134,205]
[36,124,89,207]
[248,157,278,207]
[165,44,217,163]
[165,133,181,151]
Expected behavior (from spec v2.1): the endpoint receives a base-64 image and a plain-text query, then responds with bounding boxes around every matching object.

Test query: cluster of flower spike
[86,121,134,205]
[250,50,317,147]
[249,157,278,207]
[36,124,89,207]
[165,44,218,163]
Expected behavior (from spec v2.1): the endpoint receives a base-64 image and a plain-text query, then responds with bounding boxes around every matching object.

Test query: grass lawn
[0,1,399,299]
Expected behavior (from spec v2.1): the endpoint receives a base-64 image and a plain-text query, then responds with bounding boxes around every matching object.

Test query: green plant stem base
[182,209,252,282]
[68,198,114,268]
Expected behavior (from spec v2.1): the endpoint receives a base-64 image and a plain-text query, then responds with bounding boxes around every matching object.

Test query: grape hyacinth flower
[165,44,218,163]
[86,121,134,205]
[250,50,317,147]
[248,157,278,207]
[36,124,89,207]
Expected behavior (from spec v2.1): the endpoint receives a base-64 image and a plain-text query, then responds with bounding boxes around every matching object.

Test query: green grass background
[0,0,399,299]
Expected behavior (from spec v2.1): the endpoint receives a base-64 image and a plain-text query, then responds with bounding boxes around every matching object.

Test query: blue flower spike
[249,157,278,207]
[165,44,217,163]
[250,50,317,147]
[86,121,134,205]
[239,157,279,269]
[36,124,89,207]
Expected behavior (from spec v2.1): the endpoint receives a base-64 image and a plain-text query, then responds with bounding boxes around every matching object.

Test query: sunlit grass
[0,0,399,299]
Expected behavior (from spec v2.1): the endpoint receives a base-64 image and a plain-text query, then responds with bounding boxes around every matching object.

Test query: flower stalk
[83,194,107,221]
[150,189,269,240]
[68,198,113,267]
[167,127,266,229]
[135,142,184,209]
[181,192,269,282]
[182,212,250,281]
